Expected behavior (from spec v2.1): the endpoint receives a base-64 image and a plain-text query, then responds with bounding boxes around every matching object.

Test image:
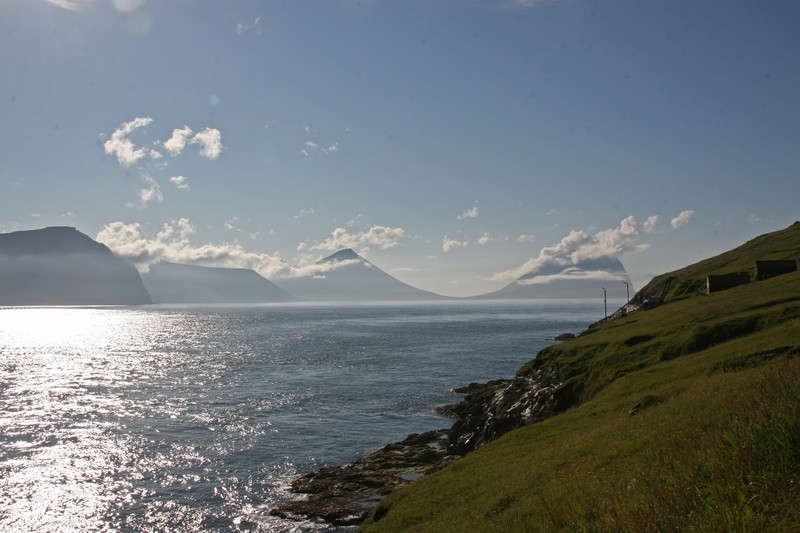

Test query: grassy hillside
[635,221,800,303]
[359,225,800,532]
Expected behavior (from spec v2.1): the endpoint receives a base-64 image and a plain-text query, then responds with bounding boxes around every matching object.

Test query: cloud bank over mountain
[303,226,406,252]
[96,219,391,282]
[94,213,695,297]
[490,215,666,284]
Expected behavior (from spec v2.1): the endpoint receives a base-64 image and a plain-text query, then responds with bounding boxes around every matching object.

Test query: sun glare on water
[0,308,149,532]
[2,307,113,347]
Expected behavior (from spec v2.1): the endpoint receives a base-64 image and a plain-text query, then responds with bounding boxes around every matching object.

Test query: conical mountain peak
[318,248,367,264]
[277,249,445,301]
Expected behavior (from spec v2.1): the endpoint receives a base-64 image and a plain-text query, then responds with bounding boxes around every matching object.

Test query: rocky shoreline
[268,368,561,526]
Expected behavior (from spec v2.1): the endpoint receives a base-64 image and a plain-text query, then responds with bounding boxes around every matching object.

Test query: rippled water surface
[0,301,602,532]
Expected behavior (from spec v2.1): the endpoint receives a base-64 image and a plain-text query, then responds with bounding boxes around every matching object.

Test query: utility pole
[602,287,607,320]
[623,281,630,310]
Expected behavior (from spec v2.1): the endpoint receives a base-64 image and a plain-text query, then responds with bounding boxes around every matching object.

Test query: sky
[2,0,799,298]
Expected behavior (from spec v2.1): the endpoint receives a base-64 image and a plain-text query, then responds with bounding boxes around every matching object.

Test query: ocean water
[0,301,605,532]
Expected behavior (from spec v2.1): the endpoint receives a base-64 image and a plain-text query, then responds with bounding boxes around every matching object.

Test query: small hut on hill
[755,260,797,281]
[707,273,750,294]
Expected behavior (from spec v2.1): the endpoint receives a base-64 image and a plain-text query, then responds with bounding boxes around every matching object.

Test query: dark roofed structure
[755,260,797,281]
[707,273,750,294]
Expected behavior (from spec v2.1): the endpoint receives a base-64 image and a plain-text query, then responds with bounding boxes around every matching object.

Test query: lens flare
[110,0,143,13]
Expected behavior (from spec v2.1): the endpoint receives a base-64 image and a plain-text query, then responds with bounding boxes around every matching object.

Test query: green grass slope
[359,225,800,532]
[635,221,800,303]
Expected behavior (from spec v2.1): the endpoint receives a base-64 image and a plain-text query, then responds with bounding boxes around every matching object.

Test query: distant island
[142,262,292,304]
[0,227,151,305]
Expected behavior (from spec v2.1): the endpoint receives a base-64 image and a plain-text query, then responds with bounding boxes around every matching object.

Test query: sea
[0,300,608,532]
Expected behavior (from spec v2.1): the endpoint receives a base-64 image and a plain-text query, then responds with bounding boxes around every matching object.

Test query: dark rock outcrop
[269,369,561,525]
[269,430,453,525]
[554,332,576,341]
[441,369,560,455]
[0,226,151,305]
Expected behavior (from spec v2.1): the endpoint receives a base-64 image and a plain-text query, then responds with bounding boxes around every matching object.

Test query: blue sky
[2,0,799,297]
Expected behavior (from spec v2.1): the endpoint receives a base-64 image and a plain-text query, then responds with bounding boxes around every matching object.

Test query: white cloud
[643,215,659,233]
[309,226,406,251]
[136,175,163,207]
[169,175,190,190]
[236,16,262,36]
[96,219,295,280]
[310,228,360,251]
[516,267,629,286]
[163,126,194,156]
[105,119,221,167]
[192,128,223,159]
[671,210,694,228]
[475,231,509,245]
[291,258,362,279]
[477,232,493,245]
[748,214,762,223]
[490,215,651,281]
[104,117,154,166]
[458,206,479,220]
[301,139,339,156]
[392,267,422,273]
[346,214,364,227]
[45,0,95,10]
[443,235,469,252]
[294,208,314,219]
[517,234,536,243]
[361,226,405,248]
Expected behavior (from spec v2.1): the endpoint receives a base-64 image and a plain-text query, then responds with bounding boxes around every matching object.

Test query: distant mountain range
[476,256,632,300]
[142,262,292,304]
[0,227,635,305]
[273,249,447,301]
[0,226,151,305]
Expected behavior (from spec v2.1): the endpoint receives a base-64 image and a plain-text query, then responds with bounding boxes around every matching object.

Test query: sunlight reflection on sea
[0,302,601,532]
